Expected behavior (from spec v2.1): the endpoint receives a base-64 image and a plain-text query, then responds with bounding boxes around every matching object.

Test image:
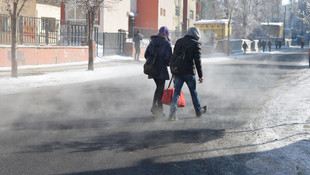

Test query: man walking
[268,40,272,52]
[262,40,266,52]
[242,41,248,54]
[133,30,143,61]
[168,27,207,121]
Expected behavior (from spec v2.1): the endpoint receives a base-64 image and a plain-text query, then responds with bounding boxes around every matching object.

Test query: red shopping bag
[161,78,186,107]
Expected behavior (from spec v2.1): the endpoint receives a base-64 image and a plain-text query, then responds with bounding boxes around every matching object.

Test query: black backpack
[144,44,163,76]
[170,43,192,75]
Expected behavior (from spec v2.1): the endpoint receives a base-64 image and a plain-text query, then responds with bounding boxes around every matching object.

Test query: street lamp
[128,12,135,38]
[307,31,310,46]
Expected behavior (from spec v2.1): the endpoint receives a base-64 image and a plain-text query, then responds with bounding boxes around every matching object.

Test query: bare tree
[5,0,30,77]
[68,0,121,71]
[219,0,238,55]
[298,2,310,31]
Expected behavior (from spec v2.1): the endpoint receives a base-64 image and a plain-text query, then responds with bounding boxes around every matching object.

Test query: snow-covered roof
[194,19,230,25]
[261,22,284,26]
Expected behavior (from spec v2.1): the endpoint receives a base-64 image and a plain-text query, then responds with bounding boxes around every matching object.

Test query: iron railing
[0,14,88,46]
[96,29,127,56]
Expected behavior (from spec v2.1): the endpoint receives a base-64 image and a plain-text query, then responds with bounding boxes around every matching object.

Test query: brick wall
[0,45,95,67]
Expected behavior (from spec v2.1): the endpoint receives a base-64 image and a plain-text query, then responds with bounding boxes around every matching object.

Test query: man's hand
[198,77,204,83]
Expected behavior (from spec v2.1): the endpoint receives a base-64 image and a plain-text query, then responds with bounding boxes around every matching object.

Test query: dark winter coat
[134,33,143,47]
[144,35,172,80]
[242,42,248,49]
[172,35,203,78]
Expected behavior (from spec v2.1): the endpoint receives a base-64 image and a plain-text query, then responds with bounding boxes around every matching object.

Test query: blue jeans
[169,74,202,115]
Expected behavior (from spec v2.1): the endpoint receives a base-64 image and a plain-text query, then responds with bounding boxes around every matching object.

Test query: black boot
[196,106,207,117]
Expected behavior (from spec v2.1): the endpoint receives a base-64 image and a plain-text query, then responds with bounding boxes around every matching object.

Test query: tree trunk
[11,3,18,78]
[227,14,232,56]
[87,10,95,71]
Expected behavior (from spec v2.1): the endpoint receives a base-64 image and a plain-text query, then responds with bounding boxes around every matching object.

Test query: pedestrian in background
[262,40,266,52]
[133,30,143,61]
[144,26,172,117]
[258,40,262,51]
[301,39,305,49]
[168,27,207,121]
[242,41,248,55]
[275,39,278,49]
[268,40,272,52]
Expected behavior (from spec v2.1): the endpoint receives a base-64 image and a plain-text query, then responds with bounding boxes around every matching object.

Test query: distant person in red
[301,39,305,49]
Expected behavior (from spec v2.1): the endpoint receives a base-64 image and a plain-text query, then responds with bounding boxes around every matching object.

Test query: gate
[96,29,127,57]
[61,22,87,46]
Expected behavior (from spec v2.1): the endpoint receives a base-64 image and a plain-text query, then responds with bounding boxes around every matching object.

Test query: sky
[282,0,290,5]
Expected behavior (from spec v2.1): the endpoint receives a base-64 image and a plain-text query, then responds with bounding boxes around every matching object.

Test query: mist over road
[0,51,309,174]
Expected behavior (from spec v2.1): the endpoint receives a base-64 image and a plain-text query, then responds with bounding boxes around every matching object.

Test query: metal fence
[0,14,188,57]
[0,14,127,57]
[0,14,88,46]
[95,29,127,56]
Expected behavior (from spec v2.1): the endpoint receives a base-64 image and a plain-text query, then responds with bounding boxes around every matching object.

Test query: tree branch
[17,0,28,17]
[5,0,13,16]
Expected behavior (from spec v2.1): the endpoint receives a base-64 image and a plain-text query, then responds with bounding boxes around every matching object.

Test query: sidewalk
[0,46,303,76]
[0,46,307,94]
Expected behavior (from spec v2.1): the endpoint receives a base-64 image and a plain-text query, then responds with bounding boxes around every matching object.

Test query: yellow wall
[194,20,231,40]
[261,23,284,38]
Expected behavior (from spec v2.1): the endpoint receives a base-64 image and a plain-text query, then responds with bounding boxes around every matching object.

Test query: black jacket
[172,35,203,78]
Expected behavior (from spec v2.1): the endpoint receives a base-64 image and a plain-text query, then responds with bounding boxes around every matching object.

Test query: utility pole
[283,5,286,45]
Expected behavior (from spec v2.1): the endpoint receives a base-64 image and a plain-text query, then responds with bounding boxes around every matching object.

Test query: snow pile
[0,55,141,94]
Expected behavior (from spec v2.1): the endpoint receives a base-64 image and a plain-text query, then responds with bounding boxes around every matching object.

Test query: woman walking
[144,26,172,117]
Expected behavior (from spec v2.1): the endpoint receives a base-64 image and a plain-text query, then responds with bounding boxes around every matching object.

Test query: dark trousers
[152,78,165,112]
[134,45,140,60]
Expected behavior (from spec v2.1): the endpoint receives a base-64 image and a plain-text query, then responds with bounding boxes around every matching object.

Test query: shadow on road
[19,126,225,153]
[55,140,310,175]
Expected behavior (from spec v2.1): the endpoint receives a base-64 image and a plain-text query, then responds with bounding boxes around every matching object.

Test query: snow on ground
[0,55,139,94]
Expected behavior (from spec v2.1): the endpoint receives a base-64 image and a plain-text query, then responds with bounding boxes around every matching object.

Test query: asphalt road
[0,51,308,175]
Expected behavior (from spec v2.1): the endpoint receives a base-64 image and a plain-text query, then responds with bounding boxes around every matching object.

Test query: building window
[66,3,98,24]
[0,15,10,32]
[160,8,166,16]
[189,10,194,19]
[175,6,180,16]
